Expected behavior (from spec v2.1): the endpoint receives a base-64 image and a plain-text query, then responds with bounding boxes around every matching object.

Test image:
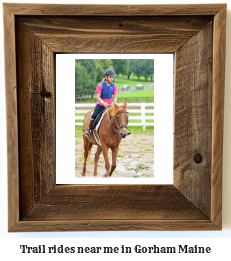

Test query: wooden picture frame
[4,3,226,231]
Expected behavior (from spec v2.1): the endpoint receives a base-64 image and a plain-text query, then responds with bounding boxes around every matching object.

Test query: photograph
[56,53,173,185]
[74,59,154,178]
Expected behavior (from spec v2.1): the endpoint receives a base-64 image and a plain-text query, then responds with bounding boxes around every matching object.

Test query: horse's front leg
[109,146,119,176]
[102,143,110,177]
[94,146,102,176]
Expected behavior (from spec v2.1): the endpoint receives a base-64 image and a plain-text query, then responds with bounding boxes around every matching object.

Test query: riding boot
[83,118,95,137]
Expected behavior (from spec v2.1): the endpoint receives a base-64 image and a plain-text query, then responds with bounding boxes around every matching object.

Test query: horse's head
[108,101,129,138]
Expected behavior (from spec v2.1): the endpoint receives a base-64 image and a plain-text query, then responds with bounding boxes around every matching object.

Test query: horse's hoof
[81,171,86,176]
[103,174,110,178]
[93,172,98,177]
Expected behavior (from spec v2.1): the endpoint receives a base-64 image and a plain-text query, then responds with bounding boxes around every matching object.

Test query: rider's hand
[103,102,110,108]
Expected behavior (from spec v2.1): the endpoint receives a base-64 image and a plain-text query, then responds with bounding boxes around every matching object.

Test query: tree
[75,61,89,97]
[130,59,143,80]
[75,59,97,98]
[129,59,154,81]
[142,60,154,81]
[79,59,97,97]
[98,59,113,71]
[111,59,129,76]
[95,60,105,82]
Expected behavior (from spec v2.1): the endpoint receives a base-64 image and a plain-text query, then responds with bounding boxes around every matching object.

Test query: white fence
[118,84,154,93]
[75,103,154,130]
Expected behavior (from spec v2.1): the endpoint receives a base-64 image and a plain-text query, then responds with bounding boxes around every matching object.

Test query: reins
[106,108,130,133]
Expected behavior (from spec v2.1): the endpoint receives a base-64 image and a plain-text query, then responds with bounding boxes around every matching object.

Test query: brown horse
[81,101,129,177]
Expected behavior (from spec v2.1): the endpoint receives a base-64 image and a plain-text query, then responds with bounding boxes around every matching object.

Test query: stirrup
[83,128,91,137]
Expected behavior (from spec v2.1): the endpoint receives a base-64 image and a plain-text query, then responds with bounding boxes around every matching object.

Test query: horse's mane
[108,102,126,117]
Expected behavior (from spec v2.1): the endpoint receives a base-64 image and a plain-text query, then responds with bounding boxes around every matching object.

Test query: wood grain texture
[18,16,213,53]
[22,185,207,221]
[16,19,56,219]
[211,5,226,228]
[3,4,19,231]
[4,3,226,231]
[11,220,218,232]
[3,3,225,16]
[12,185,219,232]
[174,21,213,218]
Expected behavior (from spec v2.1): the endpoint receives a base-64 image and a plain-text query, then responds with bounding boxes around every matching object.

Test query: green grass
[75,127,83,137]
[76,82,154,103]
[117,89,154,98]
[126,167,135,171]
[75,89,154,103]
[114,77,153,89]
[127,126,154,135]
[128,73,154,81]
[75,126,154,137]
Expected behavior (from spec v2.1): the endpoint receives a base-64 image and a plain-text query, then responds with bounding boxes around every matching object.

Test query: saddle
[90,108,106,146]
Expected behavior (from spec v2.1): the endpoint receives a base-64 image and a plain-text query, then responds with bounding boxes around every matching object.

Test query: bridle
[106,109,129,133]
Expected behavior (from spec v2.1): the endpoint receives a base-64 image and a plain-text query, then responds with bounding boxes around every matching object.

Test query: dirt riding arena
[75,133,154,178]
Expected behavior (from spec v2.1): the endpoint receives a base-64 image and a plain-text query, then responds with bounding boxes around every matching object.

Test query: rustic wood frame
[4,4,226,232]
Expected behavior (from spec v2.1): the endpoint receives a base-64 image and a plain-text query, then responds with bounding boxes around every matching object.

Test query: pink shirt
[95,82,118,106]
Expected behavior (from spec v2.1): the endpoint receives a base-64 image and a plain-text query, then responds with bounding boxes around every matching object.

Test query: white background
[56,54,173,184]
[0,0,231,260]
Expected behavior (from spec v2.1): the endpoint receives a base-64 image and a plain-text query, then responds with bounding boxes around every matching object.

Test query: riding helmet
[104,68,116,77]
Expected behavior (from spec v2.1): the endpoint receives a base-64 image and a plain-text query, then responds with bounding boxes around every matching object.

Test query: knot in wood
[40,90,52,99]
[194,153,203,164]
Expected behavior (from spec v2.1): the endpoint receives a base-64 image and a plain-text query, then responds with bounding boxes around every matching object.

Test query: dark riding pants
[91,104,105,119]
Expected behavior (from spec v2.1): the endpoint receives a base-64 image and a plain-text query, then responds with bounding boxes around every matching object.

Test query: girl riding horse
[82,100,131,177]
[83,68,118,137]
